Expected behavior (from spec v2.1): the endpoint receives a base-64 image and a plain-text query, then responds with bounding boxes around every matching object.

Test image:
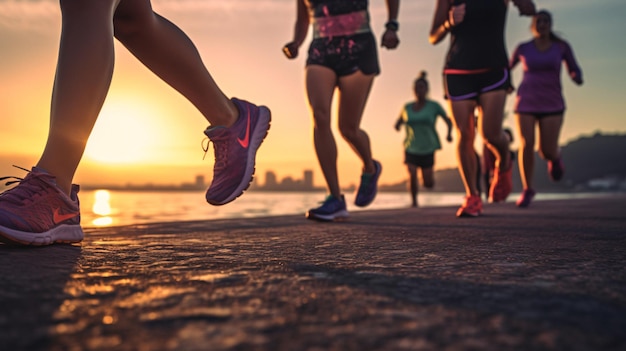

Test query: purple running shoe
[0,167,83,246]
[204,98,271,205]
[548,157,564,182]
[516,188,536,208]
[354,160,382,207]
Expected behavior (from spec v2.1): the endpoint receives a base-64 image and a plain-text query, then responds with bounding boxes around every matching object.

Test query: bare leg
[483,151,492,200]
[113,0,237,127]
[478,90,510,172]
[449,100,479,196]
[517,113,536,189]
[537,114,564,161]
[422,167,435,189]
[306,66,341,197]
[474,151,482,198]
[337,71,376,174]
[408,164,418,207]
[36,0,120,195]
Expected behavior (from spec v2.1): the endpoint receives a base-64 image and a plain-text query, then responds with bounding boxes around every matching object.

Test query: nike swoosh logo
[237,108,251,148]
[53,208,79,224]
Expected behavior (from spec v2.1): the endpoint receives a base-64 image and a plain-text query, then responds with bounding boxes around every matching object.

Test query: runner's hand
[512,0,536,16]
[283,42,299,59]
[381,30,399,49]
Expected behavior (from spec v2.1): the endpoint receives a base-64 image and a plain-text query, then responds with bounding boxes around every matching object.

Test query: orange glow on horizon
[83,99,166,164]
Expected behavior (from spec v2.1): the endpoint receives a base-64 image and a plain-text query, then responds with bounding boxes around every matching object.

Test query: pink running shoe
[548,157,564,182]
[0,167,83,246]
[516,188,536,208]
[204,98,271,205]
[456,194,483,217]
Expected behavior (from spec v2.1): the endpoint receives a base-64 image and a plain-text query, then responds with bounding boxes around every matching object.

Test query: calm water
[78,190,601,228]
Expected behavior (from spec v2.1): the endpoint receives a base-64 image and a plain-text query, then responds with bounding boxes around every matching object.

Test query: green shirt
[400,100,447,155]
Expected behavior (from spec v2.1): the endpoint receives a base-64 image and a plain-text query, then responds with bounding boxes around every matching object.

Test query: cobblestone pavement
[1,195,625,351]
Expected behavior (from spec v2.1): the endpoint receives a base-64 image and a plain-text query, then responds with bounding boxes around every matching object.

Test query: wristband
[385,20,399,32]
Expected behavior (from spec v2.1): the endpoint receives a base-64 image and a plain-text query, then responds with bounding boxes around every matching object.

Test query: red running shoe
[0,167,83,246]
[456,194,483,217]
[489,165,513,203]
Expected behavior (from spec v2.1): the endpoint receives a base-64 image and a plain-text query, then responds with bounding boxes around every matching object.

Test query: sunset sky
[1,0,624,189]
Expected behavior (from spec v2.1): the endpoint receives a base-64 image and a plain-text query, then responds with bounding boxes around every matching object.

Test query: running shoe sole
[306,210,350,222]
[0,224,84,246]
[456,209,482,218]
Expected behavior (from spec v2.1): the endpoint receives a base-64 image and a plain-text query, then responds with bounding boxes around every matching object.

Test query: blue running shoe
[306,195,349,222]
[0,167,84,246]
[204,98,271,205]
[354,160,382,207]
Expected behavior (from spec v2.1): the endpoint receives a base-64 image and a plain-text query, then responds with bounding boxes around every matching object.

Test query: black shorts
[517,110,565,119]
[306,32,380,77]
[405,152,434,168]
[444,68,510,101]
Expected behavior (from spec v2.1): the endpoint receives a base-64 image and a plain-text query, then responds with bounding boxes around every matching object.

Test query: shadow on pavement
[0,244,81,350]
[290,262,626,345]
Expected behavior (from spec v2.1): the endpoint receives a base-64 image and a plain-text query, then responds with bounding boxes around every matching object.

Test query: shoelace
[201,135,229,170]
[201,138,211,161]
[0,165,30,186]
[0,166,47,205]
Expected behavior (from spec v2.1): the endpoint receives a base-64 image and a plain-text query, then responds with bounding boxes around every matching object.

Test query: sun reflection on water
[92,190,113,226]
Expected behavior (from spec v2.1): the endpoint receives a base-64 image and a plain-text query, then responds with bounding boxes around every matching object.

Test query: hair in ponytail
[414,70,429,89]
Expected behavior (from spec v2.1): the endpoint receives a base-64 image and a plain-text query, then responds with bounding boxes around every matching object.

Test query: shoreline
[83,192,625,233]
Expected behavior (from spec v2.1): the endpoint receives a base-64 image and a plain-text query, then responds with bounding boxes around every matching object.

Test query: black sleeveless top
[445,0,509,70]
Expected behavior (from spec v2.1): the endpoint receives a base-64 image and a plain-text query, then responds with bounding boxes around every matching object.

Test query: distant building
[282,176,297,188]
[195,175,205,188]
[303,170,313,189]
[265,171,278,188]
[253,169,322,192]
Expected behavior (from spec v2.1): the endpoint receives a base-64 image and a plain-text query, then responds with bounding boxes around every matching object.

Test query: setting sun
[83,99,165,164]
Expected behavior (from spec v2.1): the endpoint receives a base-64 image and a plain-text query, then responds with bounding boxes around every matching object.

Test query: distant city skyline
[81,174,207,192]
[50,132,626,194]
[78,170,326,192]
[252,169,323,192]
[78,169,362,192]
